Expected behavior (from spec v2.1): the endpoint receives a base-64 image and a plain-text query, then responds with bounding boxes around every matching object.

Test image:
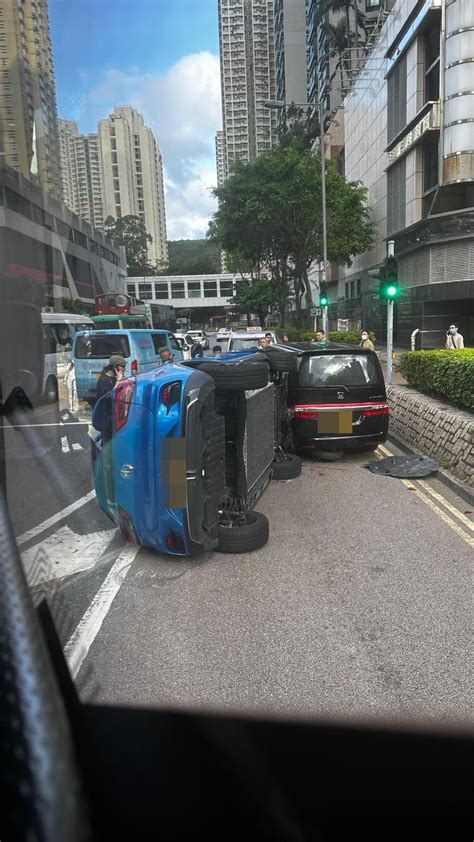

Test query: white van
[41,312,95,402]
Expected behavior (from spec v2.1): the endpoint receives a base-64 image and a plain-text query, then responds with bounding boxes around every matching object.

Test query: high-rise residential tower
[0,0,62,199]
[274,0,308,110]
[58,119,104,230]
[215,130,227,185]
[98,106,168,268]
[218,0,278,176]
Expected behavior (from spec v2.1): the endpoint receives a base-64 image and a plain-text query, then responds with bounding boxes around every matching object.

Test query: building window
[204,281,218,297]
[356,278,361,297]
[423,141,438,193]
[127,283,137,296]
[345,283,350,299]
[138,283,152,299]
[219,281,233,297]
[350,280,355,298]
[153,284,169,300]
[387,158,406,235]
[187,281,201,298]
[171,282,185,299]
[387,53,407,143]
[366,0,380,8]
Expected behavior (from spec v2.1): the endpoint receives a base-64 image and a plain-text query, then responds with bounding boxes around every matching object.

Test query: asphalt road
[4,336,472,727]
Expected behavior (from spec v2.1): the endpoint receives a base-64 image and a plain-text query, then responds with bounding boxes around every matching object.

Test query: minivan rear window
[75,334,131,359]
[299,354,380,387]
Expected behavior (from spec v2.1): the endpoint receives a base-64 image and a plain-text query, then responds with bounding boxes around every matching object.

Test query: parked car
[282,342,389,455]
[216,327,231,341]
[73,328,183,404]
[91,352,275,557]
[186,330,209,350]
[228,330,277,352]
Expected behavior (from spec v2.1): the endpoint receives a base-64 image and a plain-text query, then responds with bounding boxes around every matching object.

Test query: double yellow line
[376,444,474,550]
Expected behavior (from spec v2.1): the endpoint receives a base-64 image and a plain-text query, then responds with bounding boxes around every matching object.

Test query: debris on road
[367,454,439,478]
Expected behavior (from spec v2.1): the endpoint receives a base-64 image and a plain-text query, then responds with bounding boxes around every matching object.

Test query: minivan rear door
[73,332,131,399]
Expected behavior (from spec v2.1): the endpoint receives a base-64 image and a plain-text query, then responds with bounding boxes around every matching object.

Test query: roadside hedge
[397,349,474,411]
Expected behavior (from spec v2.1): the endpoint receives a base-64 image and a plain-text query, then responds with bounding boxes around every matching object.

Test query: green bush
[329,330,376,346]
[397,349,474,411]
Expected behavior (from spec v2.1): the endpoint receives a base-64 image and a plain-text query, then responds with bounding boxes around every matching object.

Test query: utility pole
[316,23,329,340]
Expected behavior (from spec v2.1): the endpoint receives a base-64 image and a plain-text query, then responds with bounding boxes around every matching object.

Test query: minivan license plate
[318,410,353,434]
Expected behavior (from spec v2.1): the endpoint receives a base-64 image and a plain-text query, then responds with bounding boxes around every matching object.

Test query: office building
[58,119,104,230]
[218,0,278,175]
[98,106,168,268]
[333,0,474,348]
[0,0,61,200]
[274,0,308,109]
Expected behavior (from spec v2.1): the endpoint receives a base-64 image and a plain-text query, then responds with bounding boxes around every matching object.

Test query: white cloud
[79,52,222,240]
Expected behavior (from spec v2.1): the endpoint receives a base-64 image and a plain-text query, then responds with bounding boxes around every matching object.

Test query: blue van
[73,328,183,403]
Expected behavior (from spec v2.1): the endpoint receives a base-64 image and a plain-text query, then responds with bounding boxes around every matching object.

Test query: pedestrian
[313,329,327,346]
[265,332,273,344]
[282,334,290,343]
[360,330,375,351]
[445,324,464,349]
[258,337,270,350]
[95,354,125,433]
[213,344,222,355]
[159,347,174,365]
[63,357,79,413]
[191,341,204,359]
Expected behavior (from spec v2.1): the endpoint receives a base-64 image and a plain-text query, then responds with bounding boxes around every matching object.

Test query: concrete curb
[388,431,474,507]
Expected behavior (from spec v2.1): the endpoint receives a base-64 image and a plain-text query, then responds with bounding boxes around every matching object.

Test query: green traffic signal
[386,283,398,299]
[319,282,328,307]
[380,255,399,300]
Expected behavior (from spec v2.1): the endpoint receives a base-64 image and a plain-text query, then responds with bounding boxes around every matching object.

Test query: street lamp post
[315,27,329,340]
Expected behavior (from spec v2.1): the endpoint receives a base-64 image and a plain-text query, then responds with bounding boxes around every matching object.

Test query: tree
[162,239,221,275]
[104,215,155,276]
[209,141,374,320]
[277,104,320,152]
[316,0,367,86]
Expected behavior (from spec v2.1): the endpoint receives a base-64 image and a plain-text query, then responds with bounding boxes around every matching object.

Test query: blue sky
[49,0,222,239]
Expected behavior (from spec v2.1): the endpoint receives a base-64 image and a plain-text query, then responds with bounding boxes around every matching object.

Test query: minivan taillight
[361,404,389,417]
[131,359,138,374]
[115,379,135,431]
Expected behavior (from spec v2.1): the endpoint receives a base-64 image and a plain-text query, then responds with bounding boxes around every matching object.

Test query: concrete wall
[387,385,474,486]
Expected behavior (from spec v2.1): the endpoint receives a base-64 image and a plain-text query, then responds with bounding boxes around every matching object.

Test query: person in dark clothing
[213,345,222,355]
[95,355,125,440]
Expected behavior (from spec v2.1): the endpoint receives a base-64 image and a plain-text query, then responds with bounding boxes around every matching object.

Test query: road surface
[5,367,471,727]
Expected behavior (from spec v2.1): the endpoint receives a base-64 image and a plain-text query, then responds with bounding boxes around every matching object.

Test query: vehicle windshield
[0,0,470,764]
[298,354,381,387]
[75,334,131,359]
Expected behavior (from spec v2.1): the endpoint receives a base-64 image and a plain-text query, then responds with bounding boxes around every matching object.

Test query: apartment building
[0,0,61,200]
[98,106,168,268]
[215,129,228,185]
[58,119,104,230]
[274,0,308,109]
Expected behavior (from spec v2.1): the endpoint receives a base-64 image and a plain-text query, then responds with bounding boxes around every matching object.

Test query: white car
[228,331,277,352]
[216,327,231,341]
[186,330,209,350]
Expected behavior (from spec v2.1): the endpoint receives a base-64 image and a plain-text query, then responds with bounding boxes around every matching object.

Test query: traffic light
[319,282,328,307]
[381,255,399,300]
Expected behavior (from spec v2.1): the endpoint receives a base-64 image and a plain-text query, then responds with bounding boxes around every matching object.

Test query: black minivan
[285,343,389,454]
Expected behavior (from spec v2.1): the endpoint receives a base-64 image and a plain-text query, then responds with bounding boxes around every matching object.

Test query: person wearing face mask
[360,330,374,351]
[445,324,464,349]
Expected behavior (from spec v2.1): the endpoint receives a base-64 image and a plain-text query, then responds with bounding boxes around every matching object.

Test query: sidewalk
[375,346,407,386]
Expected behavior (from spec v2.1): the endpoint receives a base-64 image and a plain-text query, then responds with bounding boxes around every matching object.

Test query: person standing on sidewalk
[445,325,464,349]
[63,358,79,413]
[360,330,375,351]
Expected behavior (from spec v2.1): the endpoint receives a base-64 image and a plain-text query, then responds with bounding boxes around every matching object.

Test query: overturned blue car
[91,352,277,556]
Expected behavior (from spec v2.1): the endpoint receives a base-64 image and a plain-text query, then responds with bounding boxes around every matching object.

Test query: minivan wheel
[45,375,58,404]
[216,511,269,553]
[271,453,302,480]
[312,450,344,462]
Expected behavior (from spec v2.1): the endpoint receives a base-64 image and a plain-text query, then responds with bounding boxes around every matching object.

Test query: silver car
[228,331,277,352]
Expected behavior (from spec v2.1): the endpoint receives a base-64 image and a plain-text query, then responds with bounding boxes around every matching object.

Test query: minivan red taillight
[361,404,389,417]
[131,359,138,374]
[115,378,136,431]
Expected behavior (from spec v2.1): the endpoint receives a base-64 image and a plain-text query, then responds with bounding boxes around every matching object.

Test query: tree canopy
[162,239,222,275]
[208,139,374,322]
[104,215,155,276]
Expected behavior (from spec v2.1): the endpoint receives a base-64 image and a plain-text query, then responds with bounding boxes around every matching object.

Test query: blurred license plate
[318,410,353,434]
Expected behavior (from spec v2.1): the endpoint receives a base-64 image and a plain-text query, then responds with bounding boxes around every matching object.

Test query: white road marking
[64,543,139,679]
[72,442,84,451]
[22,525,115,586]
[61,435,70,454]
[17,489,96,547]
[4,421,88,429]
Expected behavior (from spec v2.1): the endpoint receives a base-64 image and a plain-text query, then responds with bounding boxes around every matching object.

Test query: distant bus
[41,311,95,402]
[148,303,177,331]
[92,292,149,330]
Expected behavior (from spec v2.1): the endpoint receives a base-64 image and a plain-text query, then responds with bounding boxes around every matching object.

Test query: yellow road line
[416,479,474,531]
[375,444,474,549]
